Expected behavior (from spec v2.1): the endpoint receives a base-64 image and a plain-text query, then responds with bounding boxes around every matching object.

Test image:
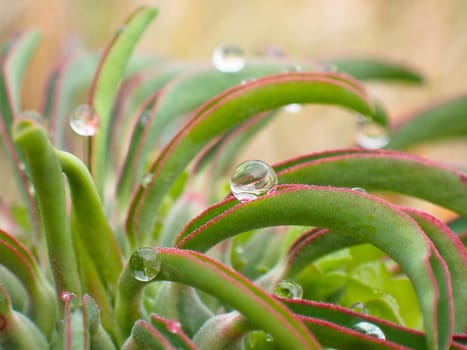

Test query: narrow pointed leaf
[175,185,453,350]
[82,295,117,350]
[126,72,375,243]
[123,320,176,350]
[0,285,48,349]
[387,95,467,149]
[88,6,158,192]
[325,57,424,83]
[155,247,321,350]
[275,148,467,216]
[0,229,56,337]
[13,119,81,298]
[149,314,198,350]
[57,150,122,290]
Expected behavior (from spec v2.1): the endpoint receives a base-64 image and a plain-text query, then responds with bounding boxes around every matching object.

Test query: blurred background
[0,0,466,211]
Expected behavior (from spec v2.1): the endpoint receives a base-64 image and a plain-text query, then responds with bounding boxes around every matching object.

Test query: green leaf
[0,228,56,337]
[88,6,158,193]
[122,320,177,350]
[325,57,424,83]
[13,119,81,299]
[150,314,198,349]
[126,72,375,244]
[0,285,49,349]
[386,95,467,149]
[275,148,467,217]
[155,247,321,350]
[82,295,117,350]
[57,150,122,291]
[175,185,453,350]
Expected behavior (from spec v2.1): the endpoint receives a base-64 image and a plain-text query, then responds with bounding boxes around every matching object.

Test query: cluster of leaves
[0,5,466,350]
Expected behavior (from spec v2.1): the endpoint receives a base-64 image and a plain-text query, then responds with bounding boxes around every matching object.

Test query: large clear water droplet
[230,160,278,202]
[352,321,386,340]
[350,302,369,314]
[356,117,389,149]
[70,104,99,136]
[274,279,303,299]
[129,247,162,282]
[212,44,245,73]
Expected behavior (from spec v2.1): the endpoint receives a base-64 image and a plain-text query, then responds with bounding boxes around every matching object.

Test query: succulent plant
[0,5,466,350]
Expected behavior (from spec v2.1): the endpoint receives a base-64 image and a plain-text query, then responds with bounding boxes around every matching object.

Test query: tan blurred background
[1,0,466,210]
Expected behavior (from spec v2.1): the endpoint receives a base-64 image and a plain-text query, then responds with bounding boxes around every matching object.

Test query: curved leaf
[387,95,467,149]
[57,150,122,290]
[275,148,467,216]
[0,229,56,337]
[175,185,452,350]
[87,6,158,192]
[13,119,81,298]
[0,285,48,349]
[324,57,424,83]
[126,72,375,243]
[155,247,321,350]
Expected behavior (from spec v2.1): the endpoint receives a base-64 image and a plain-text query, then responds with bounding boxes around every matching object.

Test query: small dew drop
[240,78,256,85]
[352,321,386,340]
[356,117,389,149]
[129,247,162,282]
[351,187,367,194]
[350,302,369,314]
[212,44,245,73]
[265,333,274,342]
[18,110,46,127]
[274,279,303,299]
[141,173,153,188]
[230,160,278,202]
[70,104,99,136]
[138,110,151,128]
[283,103,302,114]
[166,320,181,334]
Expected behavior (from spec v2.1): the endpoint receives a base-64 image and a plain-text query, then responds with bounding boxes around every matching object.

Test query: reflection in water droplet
[166,320,181,334]
[129,247,162,282]
[70,104,99,136]
[356,117,389,149]
[212,44,245,73]
[141,173,153,188]
[351,187,367,194]
[352,321,386,340]
[350,302,369,314]
[274,279,303,299]
[230,160,278,202]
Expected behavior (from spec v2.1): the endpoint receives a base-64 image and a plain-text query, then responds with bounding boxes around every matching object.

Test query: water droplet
[141,173,153,188]
[18,110,46,127]
[283,103,302,114]
[265,333,274,342]
[212,44,245,73]
[321,63,338,72]
[129,247,162,282]
[240,78,256,85]
[138,110,151,128]
[274,279,303,299]
[70,104,99,136]
[352,321,386,340]
[28,183,35,197]
[350,302,369,314]
[230,160,278,202]
[258,45,286,59]
[282,65,302,113]
[356,117,389,149]
[166,320,181,334]
[283,64,302,73]
[351,187,367,194]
